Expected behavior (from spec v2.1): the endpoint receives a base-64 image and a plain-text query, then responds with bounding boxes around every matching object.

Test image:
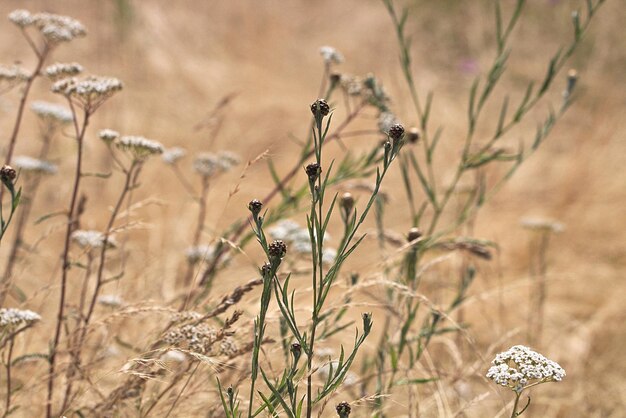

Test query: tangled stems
[46,101,89,418]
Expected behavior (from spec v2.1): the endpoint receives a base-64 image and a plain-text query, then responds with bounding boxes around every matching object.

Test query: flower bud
[0,165,17,182]
[407,227,422,242]
[310,99,330,117]
[248,199,263,215]
[290,342,302,363]
[336,401,351,417]
[407,127,420,144]
[268,240,287,259]
[305,163,321,182]
[388,123,405,141]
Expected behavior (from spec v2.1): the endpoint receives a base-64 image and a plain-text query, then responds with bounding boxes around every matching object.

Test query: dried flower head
[310,99,330,117]
[217,150,241,170]
[98,129,119,144]
[71,230,117,250]
[185,245,216,264]
[388,123,405,140]
[0,308,41,330]
[31,100,73,124]
[8,10,34,28]
[319,46,344,65]
[340,192,354,215]
[486,345,566,393]
[268,240,287,259]
[377,111,400,135]
[97,294,124,308]
[192,153,220,177]
[31,12,86,44]
[45,62,84,80]
[52,76,122,111]
[162,147,186,165]
[1,165,17,182]
[0,64,28,92]
[248,199,263,215]
[13,156,57,175]
[305,162,321,182]
[163,323,218,355]
[336,401,351,417]
[115,136,164,160]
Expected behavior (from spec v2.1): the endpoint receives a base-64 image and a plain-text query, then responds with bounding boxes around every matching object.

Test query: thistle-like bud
[290,342,302,363]
[340,192,354,217]
[0,165,17,182]
[260,262,272,277]
[310,99,330,117]
[388,123,405,141]
[336,401,351,417]
[248,199,263,215]
[361,312,373,334]
[226,386,234,397]
[407,227,422,242]
[383,141,392,152]
[268,240,287,259]
[407,127,420,144]
[305,163,321,182]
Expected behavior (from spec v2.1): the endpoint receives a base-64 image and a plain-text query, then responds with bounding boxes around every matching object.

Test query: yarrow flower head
[185,245,216,264]
[486,345,566,393]
[115,136,164,160]
[0,64,28,92]
[71,230,117,250]
[0,308,41,331]
[8,10,34,28]
[319,46,344,65]
[45,62,84,80]
[13,156,57,175]
[27,12,87,45]
[30,101,73,124]
[52,76,122,112]
[98,129,119,145]
[97,294,124,308]
[192,151,240,177]
[162,147,187,165]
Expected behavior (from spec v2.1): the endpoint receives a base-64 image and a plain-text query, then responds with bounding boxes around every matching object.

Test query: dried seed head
[336,402,351,417]
[248,199,263,215]
[340,192,354,214]
[260,262,272,277]
[45,62,83,80]
[0,165,17,182]
[305,162,321,182]
[388,123,405,141]
[407,127,420,144]
[310,99,330,117]
[407,227,422,242]
[268,240,287,259]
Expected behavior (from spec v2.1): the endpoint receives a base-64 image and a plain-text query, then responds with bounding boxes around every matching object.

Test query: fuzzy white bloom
[217,150,240,170]
[97,294,124,308]
[161,350,187,363]
[486,345,566,393]
[0,308,41,330]
[0,65,28,82]
[71,230,117,249]
[340,74,363,96]
[31,100,73,123]
[185,245,216,264]
[520,217,565,234]
[31,12,86,44]
[268,220,330,256]
[8,9,33,27]
[52,76,122,109]
[192,153,220,177]
[162,147,186,165]
[115,136,164,160]
[98,129,119,144]
[319,46,344,65]
[377,111,401,135]
[321,248,337,265]
[13,156,57,175]
[45,62,83,80]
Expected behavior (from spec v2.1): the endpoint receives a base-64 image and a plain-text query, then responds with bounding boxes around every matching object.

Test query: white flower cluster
[378,111,401,135]
[31,100,73,124]
[320,46,344,65]
[45,62,84,80]
[13,156,57,175]
[486,345,566,392]
[98,129,120,144]
[163,323,218,355]
[115,135,164,160]
[268,220,336,264]
[520,217,565,234]
[0,308,41,330]
[185,245,216,264]
[8,10,86,44]
[162,147,186,165]
[97,294,124,308]
[71,230,117,250]
[192,151,240,177]
[52,76,123,110]
[0,64,28,86]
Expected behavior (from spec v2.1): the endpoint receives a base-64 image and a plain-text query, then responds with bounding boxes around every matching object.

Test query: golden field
[0,0,624,417]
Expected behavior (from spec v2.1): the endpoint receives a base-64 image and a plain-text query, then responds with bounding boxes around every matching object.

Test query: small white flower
[98,129,119,144]
[45,62,83,80]
[185,245,215,264]
[115,136,164,160]
[52,76,122,110]
[162,147,186,165]
[192,153,220,177]
[319,46,344,65]
[377,111,401,135]
[161,350,187,363]
[31,100,73,123]
[71,230,117,249]
[0,65,28,86]
[13,156,57,175]
[31,12,86,44]
[8,10,34,28]
[97,294,124,308]
[0,308,41,330]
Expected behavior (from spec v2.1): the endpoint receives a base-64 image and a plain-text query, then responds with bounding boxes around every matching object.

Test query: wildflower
[0,308,41,330]
[8,10,33,28]
[1,165,17,182]
[31,101,73,124]
[52,75,122,111]
[185,245,216,264]
[97,294,124,308]
[520,217,565,234]
[0,65,28,91]
[45,62,83,80]
[192,153,220,177]
[310,99,330,117]
[321,248,337,265]
[290,343,302,362]
[340,74,364,96]
[98,129,119,145]
[486,345,565,393]
[164,324,218,355]
[13,156,57,175]
[31,12,86,44]
[115,136,164,160]
[248,199,263,215]
[340,192,354,216]
[268,240,287,259]
[388,123,405,141]
[161,147,186,165]
[220,337,239,357]
[336,401,351,417]
[161,350,187,363]
[377,111,400,135]
[71,230,117,249]
[319,46,344,65]
[305,162,321,182]
[407,227,422,242]
[217,150,240,170]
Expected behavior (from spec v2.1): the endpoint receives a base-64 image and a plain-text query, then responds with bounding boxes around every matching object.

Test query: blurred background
[0,0,624,416]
